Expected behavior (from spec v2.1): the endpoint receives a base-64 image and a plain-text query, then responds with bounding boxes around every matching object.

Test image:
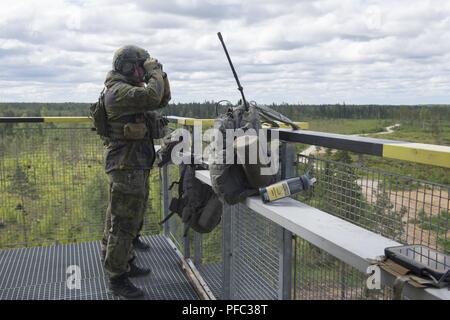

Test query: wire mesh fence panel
[230,203,281,300]
[0,124,163,249]
[165,152,187,254]
[194,222,223,299]
[160,123,189,252]
[297,155,450,255]
[293,237,393,300]
[200,224,222,265]
[197,224,223,298]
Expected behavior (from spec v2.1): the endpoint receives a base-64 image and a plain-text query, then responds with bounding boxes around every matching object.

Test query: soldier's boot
[132,236,151,251]
[109,274,144,299]
[127,263,151,278]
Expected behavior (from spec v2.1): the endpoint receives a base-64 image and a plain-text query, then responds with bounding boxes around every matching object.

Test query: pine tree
[372,183,406,240]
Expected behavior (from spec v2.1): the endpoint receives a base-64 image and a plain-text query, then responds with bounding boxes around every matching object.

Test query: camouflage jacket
[103,70,167,173]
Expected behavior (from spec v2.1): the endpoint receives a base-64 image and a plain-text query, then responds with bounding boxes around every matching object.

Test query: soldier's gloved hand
[143,57,162,73]
[160,74,171,107]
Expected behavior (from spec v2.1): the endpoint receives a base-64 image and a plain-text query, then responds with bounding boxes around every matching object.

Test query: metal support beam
[279,228,293,300]
[221,203,233,300]
[276,128,450,169]
[183,234,191,259]
[280,142,297,179]
[193,232,202,266]
[278,142,294,300]
[161,165,170,237]
[0,116,91,123]
[182,124,194,259]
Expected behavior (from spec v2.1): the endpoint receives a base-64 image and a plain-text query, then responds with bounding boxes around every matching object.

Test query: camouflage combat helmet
[112,45,150,76]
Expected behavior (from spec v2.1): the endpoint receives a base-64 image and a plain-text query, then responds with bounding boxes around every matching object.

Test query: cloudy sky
[0,0,449,104]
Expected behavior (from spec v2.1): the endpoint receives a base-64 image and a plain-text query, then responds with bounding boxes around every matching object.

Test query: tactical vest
[107,113,150,141]
[90,87,152,141]
[101,84,156,172]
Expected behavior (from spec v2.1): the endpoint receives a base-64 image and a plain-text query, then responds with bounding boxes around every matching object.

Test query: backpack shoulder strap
[159,164,188,225]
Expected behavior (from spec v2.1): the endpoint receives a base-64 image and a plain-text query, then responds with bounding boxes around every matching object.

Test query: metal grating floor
[197,263,223,299]
[0,235,198,300]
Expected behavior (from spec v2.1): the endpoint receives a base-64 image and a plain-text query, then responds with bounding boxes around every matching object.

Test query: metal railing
[0,117,449,300]
[161,119,449,300]
[296,155,449,254]
[289,155,449,300]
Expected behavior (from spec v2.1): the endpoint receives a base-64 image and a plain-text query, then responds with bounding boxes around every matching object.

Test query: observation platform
[0,235,198,300]
[0,116,449,300]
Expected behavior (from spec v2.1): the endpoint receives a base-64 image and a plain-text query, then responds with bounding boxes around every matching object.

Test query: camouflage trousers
[102,169,150,278]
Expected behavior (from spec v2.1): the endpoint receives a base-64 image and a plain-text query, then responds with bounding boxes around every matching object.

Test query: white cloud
[0,0,449,104]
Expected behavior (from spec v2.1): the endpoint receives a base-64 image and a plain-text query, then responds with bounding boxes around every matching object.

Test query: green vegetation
[0,125,163,249]
[367,121,450,146]
[308,119,390,135]
[2,102,450,124]
[362,156,450,186]
[410,210,450,234]
[409,210,450,253]
[0,102,90,117]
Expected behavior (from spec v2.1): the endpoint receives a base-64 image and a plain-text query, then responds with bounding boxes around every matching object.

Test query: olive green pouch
[123,122,147,140]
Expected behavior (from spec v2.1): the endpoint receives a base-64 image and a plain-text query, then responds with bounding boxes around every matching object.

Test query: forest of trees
[1,102,450,125]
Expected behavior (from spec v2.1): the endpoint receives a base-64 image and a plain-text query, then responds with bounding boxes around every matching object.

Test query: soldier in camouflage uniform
[101,45,171,298]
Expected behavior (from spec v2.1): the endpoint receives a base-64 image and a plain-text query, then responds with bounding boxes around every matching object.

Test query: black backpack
[89,88,109,138]
[161,163,223,236]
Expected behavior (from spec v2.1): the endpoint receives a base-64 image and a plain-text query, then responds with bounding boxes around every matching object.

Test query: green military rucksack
[209,102,298,205]
[161,163,223,236]
[89,88,109,138]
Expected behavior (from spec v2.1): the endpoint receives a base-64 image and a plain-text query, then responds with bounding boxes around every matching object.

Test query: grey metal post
[161,165,170,237]
[193,232,202,266]
[278,142,295,300]
[190,122,204,265]
[183,223,190,259]
[280,142,297,179]
[183,125,193,259]
[278,227,293,300]
[221,203,233,300]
